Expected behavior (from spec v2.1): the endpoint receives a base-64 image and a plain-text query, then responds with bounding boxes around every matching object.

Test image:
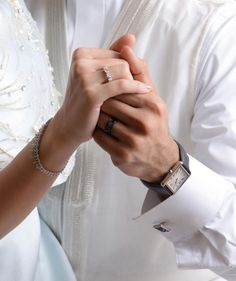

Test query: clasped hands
[56,34,179,183]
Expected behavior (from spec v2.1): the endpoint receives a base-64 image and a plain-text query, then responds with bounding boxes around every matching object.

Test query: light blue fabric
[34,219,76,281]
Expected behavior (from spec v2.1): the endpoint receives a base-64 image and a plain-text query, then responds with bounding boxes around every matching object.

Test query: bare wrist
[143,139,179,183]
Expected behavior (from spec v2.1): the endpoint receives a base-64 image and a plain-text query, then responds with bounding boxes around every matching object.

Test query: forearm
[0,118,76,238]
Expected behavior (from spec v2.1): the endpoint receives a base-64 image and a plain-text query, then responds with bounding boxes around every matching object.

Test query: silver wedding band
[104,117,116,136]
[102,65,113,82]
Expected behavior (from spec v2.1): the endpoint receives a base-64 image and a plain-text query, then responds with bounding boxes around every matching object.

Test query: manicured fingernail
[142,84,152,93]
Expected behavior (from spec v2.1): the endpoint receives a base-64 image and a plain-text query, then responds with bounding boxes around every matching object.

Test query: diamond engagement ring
[104,117,116,136]
[102,65,113,82]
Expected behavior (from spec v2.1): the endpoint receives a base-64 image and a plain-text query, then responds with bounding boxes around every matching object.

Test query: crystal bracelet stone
[32,119,63,177]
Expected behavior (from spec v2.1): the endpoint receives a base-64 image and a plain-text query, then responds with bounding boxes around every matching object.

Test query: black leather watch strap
[177,141,190,173]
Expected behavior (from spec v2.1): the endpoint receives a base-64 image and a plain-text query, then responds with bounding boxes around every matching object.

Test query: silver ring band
[102,65,113,82]
[104,117,116,135]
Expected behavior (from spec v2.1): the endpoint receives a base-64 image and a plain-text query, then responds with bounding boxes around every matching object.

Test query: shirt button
[153,222,171,233]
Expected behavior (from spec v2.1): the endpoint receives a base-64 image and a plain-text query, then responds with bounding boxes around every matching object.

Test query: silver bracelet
[32,119,63,177]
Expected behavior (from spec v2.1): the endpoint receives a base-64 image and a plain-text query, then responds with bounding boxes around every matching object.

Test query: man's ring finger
[104,117,116,136]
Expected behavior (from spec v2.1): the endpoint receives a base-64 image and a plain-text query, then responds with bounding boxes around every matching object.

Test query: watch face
[165,164,190,194]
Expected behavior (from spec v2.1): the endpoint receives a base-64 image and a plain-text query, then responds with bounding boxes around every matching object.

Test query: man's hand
[94,35,179,182]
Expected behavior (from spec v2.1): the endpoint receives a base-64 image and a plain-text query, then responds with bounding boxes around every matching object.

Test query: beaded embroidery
[0,0,60,164]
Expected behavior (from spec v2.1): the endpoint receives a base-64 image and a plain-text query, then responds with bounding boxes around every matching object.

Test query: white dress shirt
[26,0,236,280]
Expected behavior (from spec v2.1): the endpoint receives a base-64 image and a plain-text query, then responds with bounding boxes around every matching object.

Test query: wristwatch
[141,142,191,196]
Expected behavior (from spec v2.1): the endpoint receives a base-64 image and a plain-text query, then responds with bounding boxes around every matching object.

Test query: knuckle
[120,61,131,77]
[72,48,86,60]
[116,79,128,91]
[124,67,132,80]
[144,99,157,112]
[145,99,167,118]
[74,60,87,76]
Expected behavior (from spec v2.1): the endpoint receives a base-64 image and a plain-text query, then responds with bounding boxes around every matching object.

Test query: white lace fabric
[0,0,74,185]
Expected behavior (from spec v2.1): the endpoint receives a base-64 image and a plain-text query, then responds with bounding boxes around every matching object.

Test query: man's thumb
[110,33,135,52]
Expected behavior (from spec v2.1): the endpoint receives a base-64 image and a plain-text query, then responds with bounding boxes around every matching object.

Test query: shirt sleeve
[137,8,236,280]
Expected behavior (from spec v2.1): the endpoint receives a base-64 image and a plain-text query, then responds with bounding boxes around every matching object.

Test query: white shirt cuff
[135,155,235,242]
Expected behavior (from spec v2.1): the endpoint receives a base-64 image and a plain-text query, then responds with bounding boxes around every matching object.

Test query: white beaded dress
[0,0,76,280]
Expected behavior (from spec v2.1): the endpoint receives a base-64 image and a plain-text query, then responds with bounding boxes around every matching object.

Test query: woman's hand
[50,46,151,153]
